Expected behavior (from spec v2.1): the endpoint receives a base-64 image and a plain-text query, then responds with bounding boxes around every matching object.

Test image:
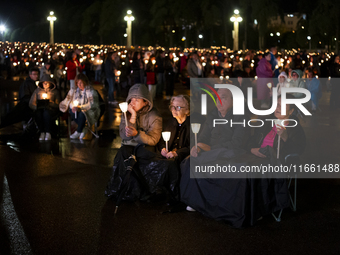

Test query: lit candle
[255,76,258,80]
[73,100,79,119]
[119,102,128,128]
[162,132,171,152]
[42,93,48,99]
[152,59,156,65]
[191,123,201,150]
[267,83,272,89]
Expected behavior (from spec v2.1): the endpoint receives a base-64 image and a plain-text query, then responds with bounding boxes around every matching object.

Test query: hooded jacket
[289,69,306,98]
[276,71,290,95]
[119,84,162,146]
[29,75,60,111]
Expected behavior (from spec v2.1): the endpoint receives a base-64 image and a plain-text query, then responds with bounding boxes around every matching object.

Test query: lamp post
[0,25,6,41]
[230,10,242,51]
[47,11,56,44]
[307,36,311,50]
[124,10,135,48]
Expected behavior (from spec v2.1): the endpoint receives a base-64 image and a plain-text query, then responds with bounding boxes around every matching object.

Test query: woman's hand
[251,148,266,158]
[125,126,138,137]
[276,126,288,142]
[166,151,177,159]
[127,103,136,116]
[72,106,79,113]
[190,146,200,157]
[161,148,168,157]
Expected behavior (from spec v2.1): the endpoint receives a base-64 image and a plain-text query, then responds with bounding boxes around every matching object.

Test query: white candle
[119,102,128,128]
[162,132,171,152]
[42,93,48,99]
[191,123,201,150]
[73,100,79,119]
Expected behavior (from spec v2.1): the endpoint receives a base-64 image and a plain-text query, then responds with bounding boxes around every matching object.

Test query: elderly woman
[180,88,250,226]
[247,94,306,161]
[160,95,190,162]
[29,74,60,141]
[105,84,162,201]
[59,73,100,139]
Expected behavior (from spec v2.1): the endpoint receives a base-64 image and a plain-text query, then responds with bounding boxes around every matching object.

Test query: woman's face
[265,54,271,61]
[170,97,189,121]
[275,98,293,119]
[77,80,85,91]
[130,98,147,112]
[279,76,285,83]
[43,81,50,89]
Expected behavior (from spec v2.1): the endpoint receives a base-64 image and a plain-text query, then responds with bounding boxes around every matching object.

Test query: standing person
[66,52,82,90]
[105,52,118,105]
[187,52,203,78]
[131,51,142,84]
[29,75,60,141]
[306,68,321,112]
[164,53,177,100]
[276,71,290,95]
[59,74,100,139]
[289,69,306,98]
[155,50,165,98]
[269,46,279,78]
[39,62,52,80]
[329,55,340,109]
[93,54,102,83]
[256,52,273,108]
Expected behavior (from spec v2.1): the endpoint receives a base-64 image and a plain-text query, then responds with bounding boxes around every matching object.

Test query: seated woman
[180,88,251,227]
[140,95,191,201]
[247,94,306,162]
[105,83,162,201]
[29,74,60,141]
[59,73,100,139]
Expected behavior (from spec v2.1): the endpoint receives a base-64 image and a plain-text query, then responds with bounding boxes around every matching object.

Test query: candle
[42,93,48,99]
[191,123,201,151]
[267,83,272,89]
[73,100,79,119]
[119,102,128,128]
[162,132,171,152]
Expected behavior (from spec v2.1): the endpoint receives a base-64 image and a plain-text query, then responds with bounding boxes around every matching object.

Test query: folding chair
[272,153,299,222]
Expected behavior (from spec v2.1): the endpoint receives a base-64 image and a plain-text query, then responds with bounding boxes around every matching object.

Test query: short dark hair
[29,67,39,74]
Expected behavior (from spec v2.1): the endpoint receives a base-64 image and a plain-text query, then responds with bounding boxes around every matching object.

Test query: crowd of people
[0,42,337,227]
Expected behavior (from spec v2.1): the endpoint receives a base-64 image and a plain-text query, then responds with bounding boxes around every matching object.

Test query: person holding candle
[59,73,100,139]
[29,74,60,141]
[66,52,82,90]
[276,71,290,96]
[289,69,306,98]
[105,83,162,201]
[247,94,306,162]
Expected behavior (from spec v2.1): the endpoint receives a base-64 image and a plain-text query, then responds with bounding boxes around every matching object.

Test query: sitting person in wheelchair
[29,74,61,141]
[59,73,100,139]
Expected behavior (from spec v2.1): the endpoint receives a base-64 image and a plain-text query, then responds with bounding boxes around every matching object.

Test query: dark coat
[246,114,306,161]
[158,116,191,163]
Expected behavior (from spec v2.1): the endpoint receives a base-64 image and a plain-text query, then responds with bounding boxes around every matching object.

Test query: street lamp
[47,11,56,44]
[0,25,6,41]
[307,36,311,50]
[124,10,135,48]
[230,9,242,51]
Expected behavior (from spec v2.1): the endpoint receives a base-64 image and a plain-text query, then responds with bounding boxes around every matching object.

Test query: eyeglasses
[169,105,186,111]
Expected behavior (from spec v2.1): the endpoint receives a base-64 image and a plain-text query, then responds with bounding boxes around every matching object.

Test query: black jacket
[198,108,249,150]
[246,114,306,161]
[158,116,191,163]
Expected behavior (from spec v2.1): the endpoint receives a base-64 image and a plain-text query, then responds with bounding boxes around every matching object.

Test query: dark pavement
[1,78,340,255]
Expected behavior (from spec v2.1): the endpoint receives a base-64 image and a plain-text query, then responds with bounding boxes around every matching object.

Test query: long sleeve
[29,89,38,110]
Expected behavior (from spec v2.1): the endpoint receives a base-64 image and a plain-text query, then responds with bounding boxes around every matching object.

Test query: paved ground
[1,78,340,255]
